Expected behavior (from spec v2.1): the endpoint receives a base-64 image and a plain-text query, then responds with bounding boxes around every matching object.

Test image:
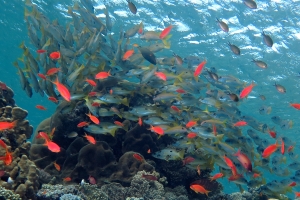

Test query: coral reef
[0,186,21,200]
[0,84,38,200]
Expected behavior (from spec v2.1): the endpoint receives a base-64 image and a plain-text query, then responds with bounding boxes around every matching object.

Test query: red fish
[138,26,143,34]
[187,132,197,139]
[290,103,300,110]
[84,133,96,144]
[209,173,224,181]
[239,82,255,99]
[88,176,96,185]
[182,156,195,166]
[186,120,197,128]
[142,174,157,181]
[91,102,101,107]
[122,49,135,60]
[212,125,217,136]
[234,149,252,172]
[45,140,60,153]
[95,71,111,79]
[281,138,285,155]
[85,78,97,87]
[52,77,71,102]
[262,142,280,158]
[154,71,167,81]
[233,121,247,127]
[0,152,13,166]
[36,105,47,110]
[295,192,300,198]
[228,173,243,181]
[37,73,47,80]
[138,117,143,126]
[37,49,47,54]
[170,105,181,113]
[86,112,100,124]
[176,88,186,94]
[223,155,235,168]
[289,182,296,187]
[48,96,58,103]
[268,129,276,138]
[49,51,61,60]
[88,92,99,97]
[77,121,90,128]
[54,161,61,171]
[133,153,144,162]
[0,121,17,131]
[159,25,173,39]
[190,184,210,197]
[194,60,207,78]
[63,177,71,182]
[149,125,164,135]
[253,173,260,178]
[46,68,60,76]
[114,121,124,127]
[36,131,50,141]
[288,145,294,152]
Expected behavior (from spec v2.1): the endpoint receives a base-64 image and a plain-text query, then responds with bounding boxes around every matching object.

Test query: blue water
[1,0,300,197]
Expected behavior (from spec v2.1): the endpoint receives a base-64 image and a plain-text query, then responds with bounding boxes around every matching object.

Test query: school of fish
[12,0,300,198]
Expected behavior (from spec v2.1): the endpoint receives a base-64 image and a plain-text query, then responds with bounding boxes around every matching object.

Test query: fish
[251,59,267,69]
[190,184,210,197]
[274,82,286,93]
[84,133,96,144]
[228,42,240,55]
[234,149,252,172]
[133,153,144,162]
[135,45,156,65]
[160,25,173,39]
[86,112,100,125]
[152,148,185,161]
[239,82,255,99]
[262,142,280,158]
[51,77,71,102]
[142,174,157,181]
[36,105,47,110]
[49,51,60,60]
[45,140,60,153]
[262,31,273,47]
[54,161,61,171]
[127,0,137,14]
[216,18,229,32]
[243,0,257,9]
[0,121,17,131]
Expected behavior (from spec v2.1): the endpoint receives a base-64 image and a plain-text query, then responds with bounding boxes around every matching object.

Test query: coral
[110,152,154,185]
[59,194,81,200]
[80,183,108,200]
[0,186,21,200]
[122,124,158,155]
[100,183,126,200]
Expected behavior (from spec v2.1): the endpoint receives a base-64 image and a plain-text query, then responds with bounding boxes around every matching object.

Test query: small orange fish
[84,133,96,144]
[88,92,99,97]
[133,153,144,162]
[154,71,167,81]
[86,112,100,124]
[288,145,294,152]
[63,177,71,182]
[186,120,197,128]
[48,96,58,103]
[45,140,60,153]
[54,161,61,171]
[295,192,300,198]
[0,121,17,131]
[52,77,71,102]
[233,121,247,127]
[268,129,276,138]
[289,182,297,187]
[37,49,47,54]
[187,132,197,139]
[46,68,60,76]
[212,124,217,136]
[36,131,50,141]
[170,105,181,113]
[290,103,300,110]
[0,139,7,149]
[176,88,186,94]
[159,25,173,39]
[138,26,143,34]
[37,73,47,80]
[209,173,224,181]
[91,102,101,107]
[36,105,47,110]
[114,121,124,127]
[149,125,164,135]
[223,155,235,168]
[122,49,135,60]
[262,142,280,158]
[77,121,90,128]
[190,184,210,197]
[182,156,195,166]
[49,51,61,60]
[147,149,151,154]
[239,82,255,99]
[95,71,111,79]
[138,117,143,126]
[281,138,285,155]
[85,78,97,87]
[109,89,113,95]
[253,173,260,178]
[0,151,12,166]
[194,60,207,77]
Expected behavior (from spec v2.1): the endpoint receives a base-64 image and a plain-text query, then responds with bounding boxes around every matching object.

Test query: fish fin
[288,120,293,129]
[178,149,185,160]
[108,127,118,137]
[236,184,244,193]
[121,97,129,107]
[162,39,171,49]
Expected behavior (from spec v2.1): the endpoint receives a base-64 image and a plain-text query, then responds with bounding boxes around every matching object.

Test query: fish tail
[194,75,199,82]
[178,149,185,160]
[121,97,129,107]
[24,7,31,18]
[25,0,33,6]
[73,2,79,10]
[162,39,171,49]
[109,127,118,137]
[288,120,293,128]
[43,38,51,49]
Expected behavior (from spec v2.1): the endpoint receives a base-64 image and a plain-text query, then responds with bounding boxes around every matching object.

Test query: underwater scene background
[0,0,300,199]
